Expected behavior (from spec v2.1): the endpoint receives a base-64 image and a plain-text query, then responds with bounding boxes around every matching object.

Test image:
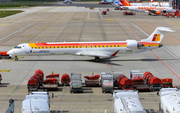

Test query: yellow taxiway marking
[107,19,114,21]
[73,19,84,20]
[0,70,11,72]
[0,24,9,26]
[21,40,29,43]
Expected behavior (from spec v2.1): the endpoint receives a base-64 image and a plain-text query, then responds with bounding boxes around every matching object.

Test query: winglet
[110,50,119,57]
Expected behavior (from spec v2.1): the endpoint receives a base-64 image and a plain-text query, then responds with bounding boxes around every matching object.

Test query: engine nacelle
[126,40,144,48]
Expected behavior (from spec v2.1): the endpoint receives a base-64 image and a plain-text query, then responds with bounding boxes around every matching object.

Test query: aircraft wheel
[95,57,100,62]
[15,56,18,61]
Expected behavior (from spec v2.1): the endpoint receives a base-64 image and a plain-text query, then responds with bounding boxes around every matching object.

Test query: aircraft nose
[7,50,14,55]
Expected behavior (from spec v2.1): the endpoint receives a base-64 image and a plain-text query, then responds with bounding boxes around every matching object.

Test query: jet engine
[126,40,144,48]
[152,10,161,15]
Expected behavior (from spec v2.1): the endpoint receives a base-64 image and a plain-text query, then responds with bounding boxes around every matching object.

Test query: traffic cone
[106,62,108,67]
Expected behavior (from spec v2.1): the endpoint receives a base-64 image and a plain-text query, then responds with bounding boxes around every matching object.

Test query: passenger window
[76,46,78,48]
[54,47,55,48]
[73,46,74,48]
[106,45,108,47]
[65,46,67,48]
[31,47,33,49]
[35,47,37,49]
[57,46,59,48]
[42,47,44,49]
[61,46,63,48]
[69,46,71,48]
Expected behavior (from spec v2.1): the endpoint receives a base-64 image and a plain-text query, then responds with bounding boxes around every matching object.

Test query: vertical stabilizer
[141,27,174,43]
[123,0,132,6]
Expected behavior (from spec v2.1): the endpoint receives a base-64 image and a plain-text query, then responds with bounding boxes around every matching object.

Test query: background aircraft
[122,0,175,15]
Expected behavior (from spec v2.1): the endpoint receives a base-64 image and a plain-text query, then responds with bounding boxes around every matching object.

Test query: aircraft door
[24,44,30,54]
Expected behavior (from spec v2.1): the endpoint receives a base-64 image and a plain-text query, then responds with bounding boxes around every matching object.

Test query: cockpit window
[14,46,21,49]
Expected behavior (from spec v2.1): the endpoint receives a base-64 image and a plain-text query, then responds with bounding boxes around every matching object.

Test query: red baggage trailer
[84,74,100,86]
[61,74,70,85]
[144,71,161,91]
[117,75,133,90]
[161,78,173,88]
[130,72,150,91]
[27,78,39,91]
[46,74,59,84]
[43,78,58,90]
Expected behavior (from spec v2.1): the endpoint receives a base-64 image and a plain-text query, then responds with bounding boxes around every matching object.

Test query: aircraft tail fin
[123,0,132,6]
[151,0,154,3]
[141,27,174,43]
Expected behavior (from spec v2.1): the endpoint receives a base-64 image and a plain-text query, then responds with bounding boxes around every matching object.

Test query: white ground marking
[53,24,67,42]
[99,9,102,18]
[132,23,180,62]
[0,24,32,41]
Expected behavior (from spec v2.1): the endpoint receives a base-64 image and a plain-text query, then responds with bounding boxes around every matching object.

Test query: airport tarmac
[0,2,180,112]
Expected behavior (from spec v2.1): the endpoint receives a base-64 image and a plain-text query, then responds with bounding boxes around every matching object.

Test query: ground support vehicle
[166,14,170,18]
[112,72,123,87]
[43,78,58,91]
[130,70,150,91]
[0,51,11,59]
[113,90,146,113]
[123,11,135,15]
[101,72,113,93]
[61,74,70,86]
[85,79,99,86]
[46,74,59,85]
[177,14,180,18]
[143,71,161,91]
[101,11,106,15]
[161,78,173,88]
[63,0,72,4]
[27,78,39,91]
[159,88,180,113]
[23,91,50,113]
[70,73,82,93]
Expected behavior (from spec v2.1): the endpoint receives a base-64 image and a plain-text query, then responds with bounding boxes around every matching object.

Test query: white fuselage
[7,41,159,57]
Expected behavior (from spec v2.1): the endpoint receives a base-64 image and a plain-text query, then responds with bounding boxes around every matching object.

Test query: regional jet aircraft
[7,27,173,62]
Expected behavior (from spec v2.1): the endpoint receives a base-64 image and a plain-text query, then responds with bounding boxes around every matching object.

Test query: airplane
[112,0,123,7]
[130,0,169,7]
[122,0,175,15]
[7,27,173,62]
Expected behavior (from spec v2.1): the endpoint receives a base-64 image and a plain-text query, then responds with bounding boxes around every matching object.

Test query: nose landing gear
[95,56,100,62]
[15,56,18,61]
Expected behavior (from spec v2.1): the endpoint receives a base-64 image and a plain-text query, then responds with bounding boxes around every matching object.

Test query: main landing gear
[95,56,100,62]
[15,56,18,61]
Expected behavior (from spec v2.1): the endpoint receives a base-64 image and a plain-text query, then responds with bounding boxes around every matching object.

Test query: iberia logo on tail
[152,34,161,41]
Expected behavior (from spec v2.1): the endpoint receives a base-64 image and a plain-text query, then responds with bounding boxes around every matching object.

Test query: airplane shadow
[0,83,10,87]
[18,58,174,66]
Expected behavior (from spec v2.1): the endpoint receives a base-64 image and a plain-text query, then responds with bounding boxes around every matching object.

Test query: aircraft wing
[76,50,119,57]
